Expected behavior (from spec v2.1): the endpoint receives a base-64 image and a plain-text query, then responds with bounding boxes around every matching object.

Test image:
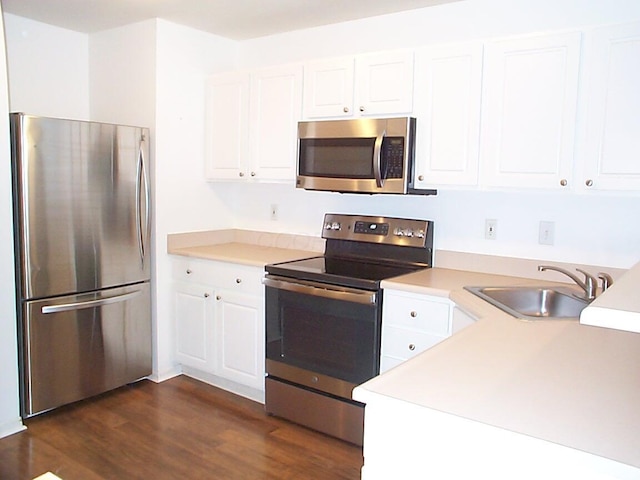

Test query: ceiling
[1,0,460,40]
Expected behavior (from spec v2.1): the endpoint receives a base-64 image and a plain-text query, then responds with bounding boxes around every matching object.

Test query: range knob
[393,227,404,237]
[415,229,425,239]
[331,222,341,230]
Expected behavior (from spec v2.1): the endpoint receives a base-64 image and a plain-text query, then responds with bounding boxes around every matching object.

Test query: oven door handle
[263,276,377,305]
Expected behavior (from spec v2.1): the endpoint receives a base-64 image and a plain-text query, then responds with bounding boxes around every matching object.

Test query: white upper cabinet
[205,64,302,182]
[302,50,414,119]
[581,21,640,192]
[302,57,354,118]
[413,42,483,188]
[205,72,250,180]
[479,32,582,190]
[249,65,303,181]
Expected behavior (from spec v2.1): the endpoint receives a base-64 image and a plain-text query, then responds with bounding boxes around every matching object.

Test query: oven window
[266,286,380,385]
[299,138,375,178]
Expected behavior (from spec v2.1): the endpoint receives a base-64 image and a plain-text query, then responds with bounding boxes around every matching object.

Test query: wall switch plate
[539,221,555,245]
[270,204,278,221]
[485,219,497,240]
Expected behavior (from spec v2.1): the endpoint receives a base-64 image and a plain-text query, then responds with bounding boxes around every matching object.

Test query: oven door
[263,275,381,399]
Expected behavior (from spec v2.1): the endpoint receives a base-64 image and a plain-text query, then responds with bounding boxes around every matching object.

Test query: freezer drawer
[21,282,152,417]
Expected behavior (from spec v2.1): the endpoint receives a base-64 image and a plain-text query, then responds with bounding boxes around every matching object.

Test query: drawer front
[172,257,263,295]
[211,262,263,295]
[382,326,448,361]
[383,292,451,335]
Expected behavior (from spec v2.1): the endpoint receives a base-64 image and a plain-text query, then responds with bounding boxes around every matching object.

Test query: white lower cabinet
[172,257,265,399]
[214,290,264,391]
[380,289,453,373]
[174,281,215,371]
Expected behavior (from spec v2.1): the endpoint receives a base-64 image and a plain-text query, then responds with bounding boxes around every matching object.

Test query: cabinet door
[214,290,264,390]
[582,21,640,191]
[413,42,483,187]
[302,57,355,118]
[356,50,414,116]
[480,32,581,189]
[205,72,250,180]
[250,65,302,181]
[174,281,215,371]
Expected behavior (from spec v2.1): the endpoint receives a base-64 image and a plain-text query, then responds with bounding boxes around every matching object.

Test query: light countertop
[167,230,640,468]
[581,261,640,333]
[355,267,640,469]
[167,229,323,267]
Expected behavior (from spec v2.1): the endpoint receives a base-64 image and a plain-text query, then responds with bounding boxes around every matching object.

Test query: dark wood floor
[0,376,363,480]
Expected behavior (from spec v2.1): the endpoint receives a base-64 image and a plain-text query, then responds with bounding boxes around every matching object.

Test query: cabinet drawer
[382,326,448,361]
[211,262,263,295]
[171,257,264,295]
[383,292,451,335]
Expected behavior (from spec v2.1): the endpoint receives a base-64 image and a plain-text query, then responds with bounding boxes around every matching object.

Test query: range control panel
[322,213,432,248]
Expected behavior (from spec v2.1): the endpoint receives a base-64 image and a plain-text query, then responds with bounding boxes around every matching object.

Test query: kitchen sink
[464,286,590,321]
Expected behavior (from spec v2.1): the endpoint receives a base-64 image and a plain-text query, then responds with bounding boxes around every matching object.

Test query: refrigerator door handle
[136,133,151,266]
[41,290,142,314]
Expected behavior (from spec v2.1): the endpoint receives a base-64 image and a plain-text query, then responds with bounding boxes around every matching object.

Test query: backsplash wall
[214,182,640,269]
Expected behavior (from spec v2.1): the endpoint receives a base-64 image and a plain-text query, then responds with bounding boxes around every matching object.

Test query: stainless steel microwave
[296,117,434,195]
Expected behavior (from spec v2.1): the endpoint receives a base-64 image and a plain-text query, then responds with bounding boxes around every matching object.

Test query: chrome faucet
[538,265,598,300]
[598,272,614,292]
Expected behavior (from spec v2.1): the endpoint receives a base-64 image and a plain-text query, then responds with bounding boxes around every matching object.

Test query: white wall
[153,19,238,379]
[89,20,157,128]
[0,6,24,438]
[227,0,640,269]
[3,13,89,119]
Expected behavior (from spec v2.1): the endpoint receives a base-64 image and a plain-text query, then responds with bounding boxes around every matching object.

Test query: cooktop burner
[265,213,434,290]
[266,256,426,290]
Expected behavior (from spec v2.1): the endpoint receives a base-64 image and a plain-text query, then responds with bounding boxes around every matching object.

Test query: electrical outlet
[485,219,497,240]
[270,204,278,221]
[539,221,555,245]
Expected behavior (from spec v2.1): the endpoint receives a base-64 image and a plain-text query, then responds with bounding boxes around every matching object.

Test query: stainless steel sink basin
[464,286,590,321]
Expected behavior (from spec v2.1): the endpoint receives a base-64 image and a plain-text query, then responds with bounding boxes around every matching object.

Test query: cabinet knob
[235,278,242,284]
[239,172,245,177]
[343,106,349,113]
[359,106,365,112]
[216,295,221,300]
[585,179,594,187]
[204,293,210,298]
[186,269,192,275]
[418,175,424,181]
[560,179,568,187]
[408,344,416,351]
[250,172,256,177]
[410,311,417,318]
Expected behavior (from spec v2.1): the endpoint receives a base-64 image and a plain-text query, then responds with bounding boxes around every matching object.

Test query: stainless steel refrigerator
[10,113,152,418]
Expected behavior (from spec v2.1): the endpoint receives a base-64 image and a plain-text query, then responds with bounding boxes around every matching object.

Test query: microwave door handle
[373,130,386,188]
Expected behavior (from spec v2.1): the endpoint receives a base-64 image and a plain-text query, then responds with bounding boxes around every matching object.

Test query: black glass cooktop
[265,255,426,290]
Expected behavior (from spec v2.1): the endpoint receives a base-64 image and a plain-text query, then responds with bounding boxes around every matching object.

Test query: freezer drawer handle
[41,290,142,314]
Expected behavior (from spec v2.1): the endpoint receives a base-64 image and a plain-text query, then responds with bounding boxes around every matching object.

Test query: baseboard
[0,418,26,439]
[148,365,183,383]
[181,366,265,404]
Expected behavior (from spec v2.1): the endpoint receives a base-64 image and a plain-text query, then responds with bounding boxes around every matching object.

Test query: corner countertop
[580,261,640,333]
[355,267,640,469]
[167,229,323,267]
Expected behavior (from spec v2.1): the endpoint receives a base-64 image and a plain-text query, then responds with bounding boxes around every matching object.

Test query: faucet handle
[598,272,614,292]
[575,268,597,299]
